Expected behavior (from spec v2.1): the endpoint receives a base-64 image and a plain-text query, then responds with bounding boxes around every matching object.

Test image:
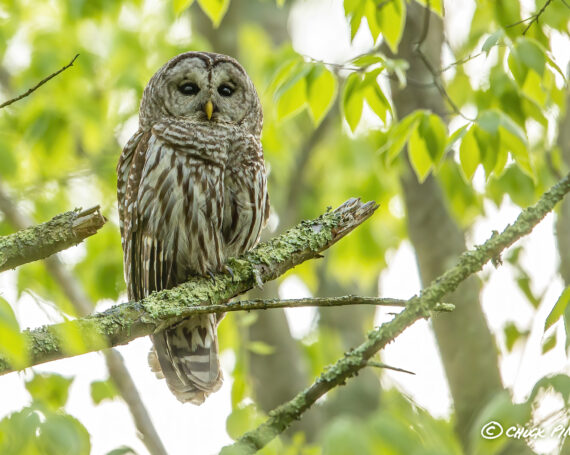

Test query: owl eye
[218,84,234,97]
[178,82,200,96]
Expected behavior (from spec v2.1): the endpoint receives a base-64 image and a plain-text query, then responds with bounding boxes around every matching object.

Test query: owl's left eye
[218,84,234,97]
[178,82,200,96]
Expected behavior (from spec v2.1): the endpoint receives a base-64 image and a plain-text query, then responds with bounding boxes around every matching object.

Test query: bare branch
[366,361,416,375]
[0,54,79,109]
[0,205,106,273]
[221,171,570,454]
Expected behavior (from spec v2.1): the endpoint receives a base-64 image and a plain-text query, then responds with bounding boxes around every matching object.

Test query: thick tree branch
[0,206,106,273]
[0,198,378,374]
[221,172,570,454]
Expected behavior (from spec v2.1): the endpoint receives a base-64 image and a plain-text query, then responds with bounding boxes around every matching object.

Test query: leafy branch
[0,205,106,273]
[0,198,380,374]
[221,170,570,454]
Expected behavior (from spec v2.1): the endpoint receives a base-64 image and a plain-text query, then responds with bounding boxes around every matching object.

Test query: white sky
[1,1,569,454]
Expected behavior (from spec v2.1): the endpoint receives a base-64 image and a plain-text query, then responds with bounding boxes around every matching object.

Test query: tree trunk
[389,4,533,454]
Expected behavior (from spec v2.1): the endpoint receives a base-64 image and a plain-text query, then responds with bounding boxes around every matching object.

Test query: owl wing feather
[223,134,270,258]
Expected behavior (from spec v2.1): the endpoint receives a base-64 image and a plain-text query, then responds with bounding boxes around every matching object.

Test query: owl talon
[208,271,216,283]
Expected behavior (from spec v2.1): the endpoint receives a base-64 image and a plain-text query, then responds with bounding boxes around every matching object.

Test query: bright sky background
[1,1,569,454]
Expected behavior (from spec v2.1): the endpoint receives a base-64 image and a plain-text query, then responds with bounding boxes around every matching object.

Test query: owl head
[139,52,262,136]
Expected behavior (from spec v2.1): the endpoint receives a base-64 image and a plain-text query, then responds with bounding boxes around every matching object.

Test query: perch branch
[0,54,79,109]
[0,198,378,374]
[0,206,106,273]
[220,171,570,454]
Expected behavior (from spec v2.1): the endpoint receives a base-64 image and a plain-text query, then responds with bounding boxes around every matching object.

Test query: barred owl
[117,52,269,404]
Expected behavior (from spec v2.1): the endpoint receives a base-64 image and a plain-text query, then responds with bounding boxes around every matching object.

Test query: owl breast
[147,145,223,267]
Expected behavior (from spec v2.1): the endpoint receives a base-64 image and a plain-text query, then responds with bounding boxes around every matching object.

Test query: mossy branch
[220,171,570,455]
[0,206,106,273]
[0,198,378,375]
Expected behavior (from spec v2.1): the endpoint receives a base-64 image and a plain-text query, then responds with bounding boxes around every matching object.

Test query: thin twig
[505,0,555,35]
[416,48,474,122]
[523,0,554,35]
[367,361,416,375]
[0,54,79,109]
[413,4,474,122]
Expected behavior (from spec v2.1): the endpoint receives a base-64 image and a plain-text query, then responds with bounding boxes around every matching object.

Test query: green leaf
[247,341,275,355]
[545,287,570,331]
[408,120,433,183]
[344,0,367,41]
[494,0,521,36]
[90,379,119,405]
[173,0,194,14]
[197,0,230,27]
[482,29,504,54]
[542,332,557,354]
[37,413,90,455]
[274,63,311,121]
[445,124,469,153]
[0,296,28,369]
[306,65,337,125]
[516,276,541,309]
[351,54,385,68]
[504,322,529,352]
[226,404,265,440]
[342,73,365,132]
[26,373,74,410]
[362,70,391,122]
[376,0,406,53]
[423,113,448,162]
[382,110,423,161]
[529,374,570,405]
[407,112,448,182]
[516,38,546,76]
[459,126,480,180]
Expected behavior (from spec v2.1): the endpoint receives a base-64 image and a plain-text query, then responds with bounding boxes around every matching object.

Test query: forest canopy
[0,1,570,454]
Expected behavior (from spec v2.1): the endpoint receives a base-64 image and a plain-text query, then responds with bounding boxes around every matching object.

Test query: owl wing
[223,134,270,258]
[118,122,227,301]
[117,129,151,300]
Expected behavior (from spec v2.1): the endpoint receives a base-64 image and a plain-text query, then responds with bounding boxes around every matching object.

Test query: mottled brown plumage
[117,52,269,404]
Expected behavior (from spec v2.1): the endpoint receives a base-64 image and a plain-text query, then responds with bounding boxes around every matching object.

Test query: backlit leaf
[459,126,479,180]
[197,0,230,27]
[545,286,570,331]
[306,65,337,125]
[342,73,365,132]
[376,0,406,53]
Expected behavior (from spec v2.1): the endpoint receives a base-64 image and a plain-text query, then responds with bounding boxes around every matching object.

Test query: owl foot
[208,271,216,283]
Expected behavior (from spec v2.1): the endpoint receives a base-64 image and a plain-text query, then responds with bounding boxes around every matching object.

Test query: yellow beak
[204,100,214,120]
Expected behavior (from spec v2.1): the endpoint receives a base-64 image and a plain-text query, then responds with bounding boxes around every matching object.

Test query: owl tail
[149,314,223,404]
